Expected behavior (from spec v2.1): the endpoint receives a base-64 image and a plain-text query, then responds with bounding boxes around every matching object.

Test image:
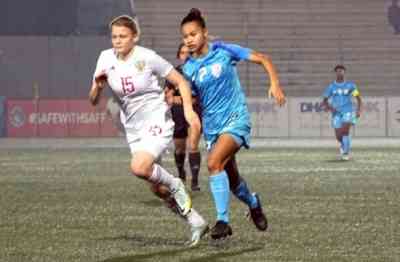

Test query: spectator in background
[388,0,400,34]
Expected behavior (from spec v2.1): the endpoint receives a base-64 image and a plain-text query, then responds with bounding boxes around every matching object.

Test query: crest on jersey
[211,63,222,78]
[135,61,146,72]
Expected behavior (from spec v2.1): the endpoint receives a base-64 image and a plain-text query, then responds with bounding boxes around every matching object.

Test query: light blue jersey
[323,80,360,128]
[323,81,359,113]
[182,41,252,149]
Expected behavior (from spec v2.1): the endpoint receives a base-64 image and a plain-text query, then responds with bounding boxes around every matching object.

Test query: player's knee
[130,161,152,179]
[174,146,185,155]
[207,157,223,173]
[340,127,350,136]
[188,142,199,152]
[174,139,186,154]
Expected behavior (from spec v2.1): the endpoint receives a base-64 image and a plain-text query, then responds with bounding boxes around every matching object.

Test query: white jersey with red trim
[93,45,174,132]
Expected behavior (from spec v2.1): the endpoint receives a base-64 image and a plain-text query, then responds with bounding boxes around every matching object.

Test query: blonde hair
[109,15,141,43]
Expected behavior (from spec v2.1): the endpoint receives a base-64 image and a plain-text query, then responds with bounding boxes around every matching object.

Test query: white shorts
[124,107,174,159]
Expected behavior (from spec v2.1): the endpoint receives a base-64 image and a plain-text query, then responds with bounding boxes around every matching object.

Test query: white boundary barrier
[248,97,400,138]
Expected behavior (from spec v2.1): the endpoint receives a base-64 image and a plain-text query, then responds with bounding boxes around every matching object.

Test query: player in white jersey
[89,15,208,246]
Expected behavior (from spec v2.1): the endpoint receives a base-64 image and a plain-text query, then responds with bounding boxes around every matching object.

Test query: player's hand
[268,84,286,106]
[89,71,107,106]
[356,110,361,118]
[94,70,108,88]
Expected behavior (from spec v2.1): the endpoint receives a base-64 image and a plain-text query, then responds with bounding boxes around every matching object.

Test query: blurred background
[0,0,399,138]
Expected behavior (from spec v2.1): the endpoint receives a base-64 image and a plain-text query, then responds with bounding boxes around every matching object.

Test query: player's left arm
[352,85,362,118]
[214,41,286,106]
[249,51,286,106]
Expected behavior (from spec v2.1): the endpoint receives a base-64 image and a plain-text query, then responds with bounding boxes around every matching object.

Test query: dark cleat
[210,220,233,240]
[191,184,201,192]
[248,193,268,231]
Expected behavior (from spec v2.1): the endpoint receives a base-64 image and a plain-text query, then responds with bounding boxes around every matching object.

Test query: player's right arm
[89,72,107,106]
[321,84,335,113]
[89,52,108,106]
[321,97,335,113]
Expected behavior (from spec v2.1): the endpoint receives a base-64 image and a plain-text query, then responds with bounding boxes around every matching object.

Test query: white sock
[186,208,205,228]
[148,164,179,191]
[164,197,204,227]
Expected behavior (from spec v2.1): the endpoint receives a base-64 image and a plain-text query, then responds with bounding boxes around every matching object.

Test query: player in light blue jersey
[322,65,362,160]
[180,8,286,240]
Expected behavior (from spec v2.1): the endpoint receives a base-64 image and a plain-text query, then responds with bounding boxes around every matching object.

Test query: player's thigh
[207,134,240,173]
[129,136,172,177]
[334,128,342,140]
[332,114,343,129]
[339,112,354,134]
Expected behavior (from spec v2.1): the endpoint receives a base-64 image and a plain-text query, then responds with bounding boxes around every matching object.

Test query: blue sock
[232,179,258,209]
[209,171,230,223]
[342,135,351,154]
[340,140,345,152]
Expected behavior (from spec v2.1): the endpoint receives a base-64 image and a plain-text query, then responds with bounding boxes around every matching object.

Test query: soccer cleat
[191,184,201,192]
[172,179,192,216]
[247,193,268,231]
[341,154,350,161]
[339,147,344,156]
[210,221,232,240]
[187,221,209,247]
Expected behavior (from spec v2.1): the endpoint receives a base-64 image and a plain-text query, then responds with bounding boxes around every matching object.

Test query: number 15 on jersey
[121,76,135,95]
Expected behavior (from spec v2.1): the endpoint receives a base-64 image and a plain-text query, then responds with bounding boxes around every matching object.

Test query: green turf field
[1,147,399,262]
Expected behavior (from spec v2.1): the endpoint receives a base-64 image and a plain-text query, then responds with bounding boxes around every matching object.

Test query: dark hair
[180,8,206,28]
[176,43,186,58]
[334,64,346,72]
[109,15,139,35]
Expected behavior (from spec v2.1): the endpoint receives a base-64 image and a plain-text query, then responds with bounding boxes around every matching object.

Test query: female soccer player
[165,43,202,191]
[180,9,286,239]
[89,15,208,246]
[322,65,362,161]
